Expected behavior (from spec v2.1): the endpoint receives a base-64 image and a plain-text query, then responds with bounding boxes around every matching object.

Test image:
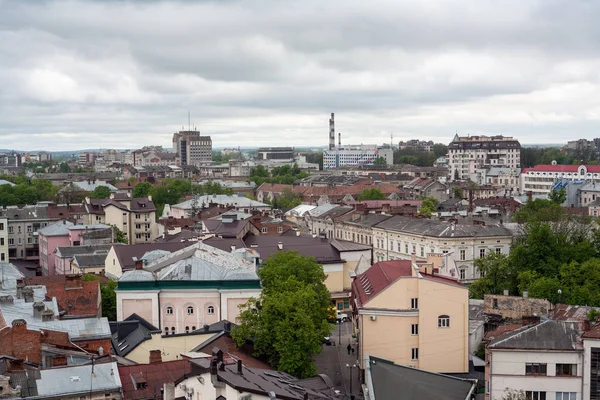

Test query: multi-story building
[398,139,435,152]
[0,152,22,167]
[0,217,7,262]
[323,144,394,170]
[83,193,158,244]
[448,134,521,181]
[116,242,262,332]
[255,147,294,161]
[133,150,179,167]
[38,221,112,276]
[351,258,469,374]
[477,166,521,192]
[521,164,600,196]
[172,130,212,166]
[487,320,582,400]
[583,324,600,400]
[372,216,513,282]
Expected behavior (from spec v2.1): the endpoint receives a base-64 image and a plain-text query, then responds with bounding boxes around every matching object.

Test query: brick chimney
[11,319,27,333]
[16,279,24,299]
[42,308,55,322]
[33,301,45,319]
[65,274,82,289]
[133,257,144,270]
[149,350,162,364]
[22,287,34,303]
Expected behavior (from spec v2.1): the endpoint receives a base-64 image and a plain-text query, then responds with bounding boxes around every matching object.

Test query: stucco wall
[122,298,153,324]
[125,332,216,363]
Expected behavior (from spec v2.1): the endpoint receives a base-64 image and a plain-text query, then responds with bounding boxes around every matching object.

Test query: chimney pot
[33,301,45,319]
[22,287,34,303]
[503,289,509,296]
[237,359,243,374]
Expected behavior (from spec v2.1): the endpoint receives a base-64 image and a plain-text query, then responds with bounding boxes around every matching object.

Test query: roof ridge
[491,320,551,347]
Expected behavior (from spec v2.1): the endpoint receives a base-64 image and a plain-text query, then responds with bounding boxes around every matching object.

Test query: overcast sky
[1,0,599,151]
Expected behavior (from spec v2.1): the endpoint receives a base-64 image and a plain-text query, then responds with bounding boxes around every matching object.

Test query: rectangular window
[411,324,418,335]
[556,393,576,400]
[8,226,13,233]
[525,392,546,400]
[410,298,418,309]
[136,224,141,229]
[27,225,32,233]
[17,238,21,244]
[404,243,409,253]
[0,223,3,230]
[262,227,267,233]
[479,248,486,258]
[0,253,4,261]
[525,363,547,376]
[459,249,466,261]
[411,348,418,361]
[556,364,577,376]
[8,238,14,245]
[343,300,349,309]
[495,247,502,254]
[459,269,465,280]
[0,238,3,246]
[420,246,424,257]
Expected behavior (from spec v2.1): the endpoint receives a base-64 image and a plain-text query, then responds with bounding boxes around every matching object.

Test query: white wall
[490,349,582,400]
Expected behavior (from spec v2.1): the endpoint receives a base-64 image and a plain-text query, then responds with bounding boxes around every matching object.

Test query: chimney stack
[33,301,45,319]
[149,350,162,364]
[237,359,243,375]
[22,287,34,303]
[329,113,335,151]
[277,242,283,250]
[133,257,144,270]
[16,279,24,299]
[41,308,55,322]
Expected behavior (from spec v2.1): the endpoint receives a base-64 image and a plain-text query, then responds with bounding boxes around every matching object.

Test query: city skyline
[2,0,600,151]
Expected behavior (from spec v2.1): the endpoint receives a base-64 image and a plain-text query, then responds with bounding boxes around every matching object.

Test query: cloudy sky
[1,0,599,151]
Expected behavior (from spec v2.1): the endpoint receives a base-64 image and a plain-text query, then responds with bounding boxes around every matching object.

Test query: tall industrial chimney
[329,113,335,150]
[338,132,341,147]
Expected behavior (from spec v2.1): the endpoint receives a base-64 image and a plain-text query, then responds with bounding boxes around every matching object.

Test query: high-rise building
[447,134,521,181]
[172,130,212,166]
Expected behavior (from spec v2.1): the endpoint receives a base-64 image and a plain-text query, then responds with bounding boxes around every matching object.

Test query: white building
[521,164,600,196]
[487,320,582,400]
[583,325,600,400]
[448,134,521,181]
[372,216,513,282]
[0,217,7,262]
[323,145,393,169]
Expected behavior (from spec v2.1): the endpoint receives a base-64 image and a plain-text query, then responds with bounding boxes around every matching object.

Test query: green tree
[549,187,567,205]
[418,197,438,217]
[357,188,386,201]
[82,275,117,321]
[232,251,331,378]
[90,186,112,199]
[273,188,302,210]
[469,254,516,298]
[112,225,128,244]
[453,187,463,199]
[132,182,153,198]
[373,157,387,166]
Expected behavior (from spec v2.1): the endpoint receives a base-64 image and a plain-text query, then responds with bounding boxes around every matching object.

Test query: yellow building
[351,257,469,374]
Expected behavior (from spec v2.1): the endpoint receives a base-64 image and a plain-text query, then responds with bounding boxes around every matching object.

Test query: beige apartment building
[351,258,469,374]
[372,216,513,282]
[83,193,158,245]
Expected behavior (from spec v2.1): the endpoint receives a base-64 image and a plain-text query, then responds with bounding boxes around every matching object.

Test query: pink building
[38,221,112,276]
[116,243,262,334]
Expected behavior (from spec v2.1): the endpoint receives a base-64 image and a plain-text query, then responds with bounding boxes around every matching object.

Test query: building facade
[172,130,212,166]
[351,259,469,374]
[448,134,521,181]
[0,217,7,263]
[323,145,394,170]
[372,216,513,282]
[521,164,600,196]
[256,147,294,161]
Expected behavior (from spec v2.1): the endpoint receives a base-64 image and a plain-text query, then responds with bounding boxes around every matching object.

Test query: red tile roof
[523,164,600,173]
[352,260,412,306]
[24,275,101,317]
[118,360,191,400]
[344,200,422,208]
[483,324,525,341]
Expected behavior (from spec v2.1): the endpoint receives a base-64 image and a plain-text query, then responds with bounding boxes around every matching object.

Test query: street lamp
[346,363,356,398]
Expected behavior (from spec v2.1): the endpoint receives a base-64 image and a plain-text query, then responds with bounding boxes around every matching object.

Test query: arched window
[192,326,196,331]
[187,306,194,315]
[438,315,450,328]
[185,326,190,333]
[171,327,176,334]
[166,307,173,315]
[164,327,168,335]
[207,305,215,315]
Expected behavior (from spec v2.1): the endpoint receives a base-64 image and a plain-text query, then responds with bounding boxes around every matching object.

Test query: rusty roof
[24,275,100,317]
[118,360,191,400]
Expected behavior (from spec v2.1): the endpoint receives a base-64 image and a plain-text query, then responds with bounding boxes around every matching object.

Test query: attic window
[136,382,147,390]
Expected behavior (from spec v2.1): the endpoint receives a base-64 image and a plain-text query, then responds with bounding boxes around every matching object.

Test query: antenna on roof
[188,111,191,131]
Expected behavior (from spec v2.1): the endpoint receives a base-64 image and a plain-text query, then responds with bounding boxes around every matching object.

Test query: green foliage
[149,179,195,219]
[393,144,448,166]
[549,187,567,205]
[132,182,153,198]
[357,188,386,201]
[212,151,239,164]
[249,164,309,186]
[112,225,128,244]
[82,275,117,321]
[373,157,387,166]
[0,177,58,206]
[232,251,331,378]
[304,152,323,171]
[418,197,438,217]
[513,198,565,224]
[469,254,515,299]
[454,187,463,199]
[588,308,600,322]
[193,181,234,196]
[272,188,302,210]
[90,186,112,199]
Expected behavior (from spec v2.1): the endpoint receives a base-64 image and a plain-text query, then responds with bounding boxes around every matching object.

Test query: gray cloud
[1,0,600,151]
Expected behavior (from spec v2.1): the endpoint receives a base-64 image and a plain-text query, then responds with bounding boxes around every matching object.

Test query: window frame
[411,348,419,361]
[525,363,547,376]
[438,315,450,328]
[165,307,173,315]
[411,324,419,336]
[556,363,577,376]
[410,298,418,309]
[207,305,215,315]
[186,306,194,315]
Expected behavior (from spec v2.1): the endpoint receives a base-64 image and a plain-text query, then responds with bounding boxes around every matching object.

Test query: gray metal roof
[35,362,121,397]
[72,180,119,192]
[143,243,259,281]
[489,320,581,350]
[307,203,338,217]
[73,254,107,267]
[368,356,476,400]
[3,205,50,220]
[173,194,269,210]
[119,269,156,282]
[374,215,512,238]
[55,244,117,258]
[37,220,74,236]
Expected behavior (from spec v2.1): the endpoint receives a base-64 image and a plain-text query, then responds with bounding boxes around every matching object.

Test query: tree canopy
[272,188,302,210]
[0,176,58,206]
[82,274,117,321]
[132,182,153,198]
[232,251,331,378]
[249,164,309,186]
[90,185,112,199]
[357,188,386,201]
[418,197,438,217]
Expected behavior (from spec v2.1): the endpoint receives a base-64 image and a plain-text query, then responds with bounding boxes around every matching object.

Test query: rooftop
[489,320,581,350]
[119,360,191,400]
[24,275,101,317]
[109,313,162,357]
[35,362,121,397]
[244,235,344,265]
[37,220,74,236]
[173,194,270,210]
[374,215,512,238]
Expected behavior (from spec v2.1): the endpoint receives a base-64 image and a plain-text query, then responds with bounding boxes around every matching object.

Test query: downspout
[464,380,476,400]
